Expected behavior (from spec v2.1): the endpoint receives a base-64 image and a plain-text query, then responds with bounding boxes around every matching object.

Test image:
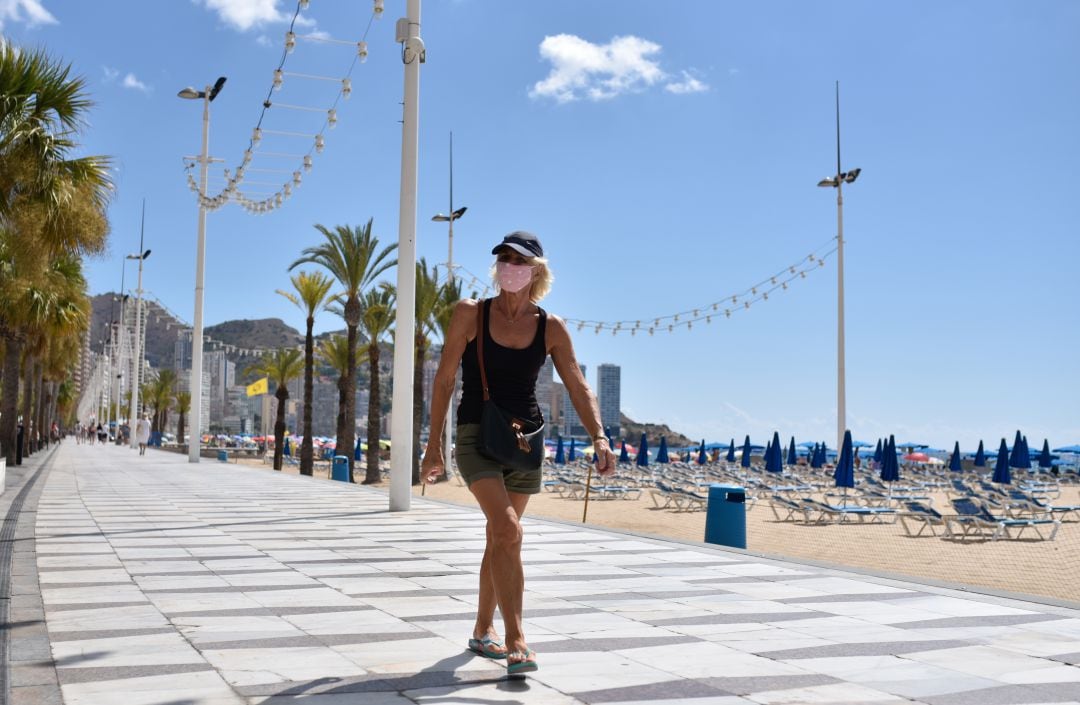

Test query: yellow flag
[246,377,269,397]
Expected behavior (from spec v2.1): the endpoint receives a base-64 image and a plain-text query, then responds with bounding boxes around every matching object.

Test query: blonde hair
[490,254,554,303]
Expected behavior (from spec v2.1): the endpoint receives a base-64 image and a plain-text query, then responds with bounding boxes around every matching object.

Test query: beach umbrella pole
[582,464,594,523]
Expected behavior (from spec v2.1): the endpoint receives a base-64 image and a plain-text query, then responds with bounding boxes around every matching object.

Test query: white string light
[182,0,383,214]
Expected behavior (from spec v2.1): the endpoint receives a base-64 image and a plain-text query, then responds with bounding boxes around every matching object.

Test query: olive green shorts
[455,423,542,495]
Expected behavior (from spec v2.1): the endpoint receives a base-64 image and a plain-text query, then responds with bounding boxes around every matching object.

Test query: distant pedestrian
[96,423,106,444]
[421,231,617,677]
[136,415,152,456]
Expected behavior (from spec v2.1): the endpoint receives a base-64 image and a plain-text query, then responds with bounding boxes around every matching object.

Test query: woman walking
[421,231,617,676]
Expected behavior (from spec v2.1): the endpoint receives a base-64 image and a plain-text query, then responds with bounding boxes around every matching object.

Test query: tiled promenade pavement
[4,445,1080,705]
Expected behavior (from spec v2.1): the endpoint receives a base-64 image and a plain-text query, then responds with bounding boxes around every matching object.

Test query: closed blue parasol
[636,434,649,467]
[873,438,883,464]
[766,431,782,473]
[726,439,736,462]
[834,430,855,493]
[741,435,753,468]
[993,438,1011,484]
[554,436,565,465]
[1021,436,1032,468]
[1038,439,1053,468]
[354,437,362,461]
[570,437,579,462]
[949,441,963,472]
[787,437,797,466]
[618,439,629,464]
[283,437,292,457]
[973,440,986,467]
[810,442,822,469]
[656,436,670,464]
[1009,431,1026,469]
[697,440,707,465]
[881,435,900,483]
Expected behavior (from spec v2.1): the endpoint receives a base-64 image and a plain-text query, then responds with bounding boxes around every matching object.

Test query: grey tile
[893,614,1066,629]
[699,674,844,695]
[233,671,503,697]
[407,607,594,622]
[1050,652,1080,665]
[41,601,148,613]
[193,634,324,649]
[46,627,177,643]
[573,679,731,703]
[532,635,702,653]
[316,631,439,646]
[9,634,53,661]
[648,612,820,626]
[759,640,973,659]
[924,682,1080,705]
[10,661,57,687]
[778,591,925,603]
[55,663,216,684]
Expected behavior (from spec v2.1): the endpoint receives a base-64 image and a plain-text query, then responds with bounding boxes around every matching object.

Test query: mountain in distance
[619,413,694,450]
[89,292,186,370]
[203,318,304,350]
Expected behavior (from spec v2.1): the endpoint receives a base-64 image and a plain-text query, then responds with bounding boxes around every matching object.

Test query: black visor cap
[491,231,544,259]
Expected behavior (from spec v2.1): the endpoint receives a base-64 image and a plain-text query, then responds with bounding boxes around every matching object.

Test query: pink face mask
[495,261,534,293]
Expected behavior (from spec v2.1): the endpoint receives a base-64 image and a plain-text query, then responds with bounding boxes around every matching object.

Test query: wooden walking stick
[582,462,594,523]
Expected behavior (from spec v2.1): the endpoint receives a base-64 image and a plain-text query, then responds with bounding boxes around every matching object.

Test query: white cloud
[198,0,287,31]
[122,72,150,92]
[255,34,271,47]
[102,66,119,82]
[665,70,708,95]
[0,0,56,30]
[530,34,666,103]
[531,34,708,103]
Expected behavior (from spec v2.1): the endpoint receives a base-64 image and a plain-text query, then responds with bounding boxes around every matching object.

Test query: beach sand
[234,456,1080,604]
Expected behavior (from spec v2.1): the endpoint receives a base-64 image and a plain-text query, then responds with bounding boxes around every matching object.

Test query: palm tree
[245,348,303,471]
[411,259,441,484]
[358,284,396,484]
[147,369,176,443]
[317,334,352,476]
[0,45,111,461]
[277,271,334,477]
[290,220,396,478]
[175,391,191,451]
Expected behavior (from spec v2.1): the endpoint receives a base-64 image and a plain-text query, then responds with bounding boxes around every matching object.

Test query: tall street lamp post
[431,131,466,476]
[178,77,226,463]
[127,201,151,449]
[389,0,424,512]
[817,81,861,452]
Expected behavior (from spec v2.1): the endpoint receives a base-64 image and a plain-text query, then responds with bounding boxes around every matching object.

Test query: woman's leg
[469,477,532,660]
[473,489,529,650]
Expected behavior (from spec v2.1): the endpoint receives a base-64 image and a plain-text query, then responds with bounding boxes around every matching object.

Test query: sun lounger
[946,498,1060,541]
[769,496,810,523]
[800,498,897,524]
[899,501,948,537]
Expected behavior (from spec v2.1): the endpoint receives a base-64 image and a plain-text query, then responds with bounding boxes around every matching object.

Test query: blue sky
[4,0,1078,449]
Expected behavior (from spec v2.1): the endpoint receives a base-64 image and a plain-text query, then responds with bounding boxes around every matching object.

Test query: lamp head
[843,167,861,183]
[208,76,227,101]
[431,213,450,222]
[177,87,203,100]
[817,177,839,188]
[452,206,468,219]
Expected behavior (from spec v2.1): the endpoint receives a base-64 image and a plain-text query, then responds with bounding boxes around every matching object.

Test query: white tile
[51,631,205,668]
[61,670,245,705]
[201,646,367,686]
[618,643,812,679]
[748,682,910,704]
[42,585,148,605]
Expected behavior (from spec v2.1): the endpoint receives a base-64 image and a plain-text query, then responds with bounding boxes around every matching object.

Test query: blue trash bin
[331,455,350,482]
[704,484,746,548]
[217,450,228,463]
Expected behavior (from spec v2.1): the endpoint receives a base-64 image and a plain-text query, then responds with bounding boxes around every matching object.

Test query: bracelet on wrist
[592,436,609,445]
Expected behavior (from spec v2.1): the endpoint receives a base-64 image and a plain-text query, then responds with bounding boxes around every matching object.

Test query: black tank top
[457,299,547,425]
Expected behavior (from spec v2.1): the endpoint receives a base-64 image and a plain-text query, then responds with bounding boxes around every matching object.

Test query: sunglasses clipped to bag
[475,300,545,471]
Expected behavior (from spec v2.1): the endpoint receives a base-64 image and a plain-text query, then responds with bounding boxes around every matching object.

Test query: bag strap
[476,299,491,401]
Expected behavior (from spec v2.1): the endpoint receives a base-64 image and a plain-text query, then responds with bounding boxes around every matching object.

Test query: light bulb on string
[357,41,368,62]
[285,31,296,53]
[275,193,283,207]
[648,328,654,336]
[342,78,352,99]
[273,69,283,91]
[327,109,337,128]
[668,325,673,333]
[800,271,806,278]
[303,155,313,171]
[763,292,768,300]
[315,134,324,153]
[252,128,262,145]
[744,302,750,309]
[283,183,291,197]
[731,296,737,304]
[789,266,796,274]
[293,170,302,186]
[751,287,756,295]
[299,0,309,9]
[373,0,383,16]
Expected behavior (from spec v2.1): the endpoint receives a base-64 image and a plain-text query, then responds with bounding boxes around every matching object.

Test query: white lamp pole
[390,0,424,512]
[178,77,226,463]
[817,81,860,451]
[431,132,466,480]
[128,201,150,449]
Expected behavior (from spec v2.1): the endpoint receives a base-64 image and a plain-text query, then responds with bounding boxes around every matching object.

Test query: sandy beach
[233,455,1080,605]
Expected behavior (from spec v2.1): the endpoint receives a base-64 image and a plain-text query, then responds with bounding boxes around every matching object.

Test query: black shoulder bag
[476,299,546,471]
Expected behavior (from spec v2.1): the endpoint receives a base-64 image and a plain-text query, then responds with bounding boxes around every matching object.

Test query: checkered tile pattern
[11,444,1080,704]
